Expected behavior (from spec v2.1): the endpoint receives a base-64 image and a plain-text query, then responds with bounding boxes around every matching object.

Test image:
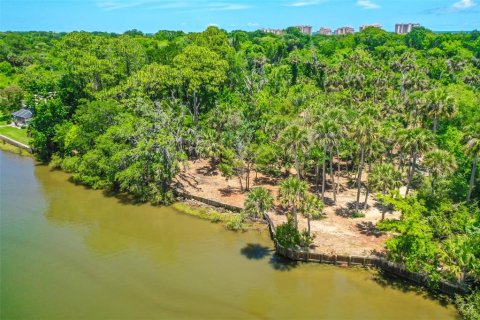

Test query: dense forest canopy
[1,26,479,317]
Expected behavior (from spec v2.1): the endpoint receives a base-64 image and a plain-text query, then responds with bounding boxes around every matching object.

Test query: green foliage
[351,211,366,218]
[0,85,23,113]
[29,98,68,162]
[299,229,315,249]
[455,290,480,320]
[225,213,246,231]
[244,187,274,219]
[378,194,480,285]
[171,202,244,229]
[275,218,301,248]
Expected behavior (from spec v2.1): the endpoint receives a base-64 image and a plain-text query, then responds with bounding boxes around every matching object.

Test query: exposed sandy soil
[174,159,401,257]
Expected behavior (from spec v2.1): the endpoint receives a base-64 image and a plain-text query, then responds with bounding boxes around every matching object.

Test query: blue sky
[1,0,479,33]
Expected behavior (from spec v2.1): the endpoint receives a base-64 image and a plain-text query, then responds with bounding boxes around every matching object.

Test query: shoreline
[0,148,466,298]
[0,141,33,157]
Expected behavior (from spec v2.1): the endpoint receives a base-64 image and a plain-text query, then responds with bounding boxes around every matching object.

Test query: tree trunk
[238,174,243,192]
[193,91,200,126]
[322,144,327,201]
[293,207,298,230]
[245,163,251,191]
[406,151,417,195]
[467,152,478,203]
[398,152,404,171]
[433,115,438,134]
[293,146,300,180]
[381,187,386,221]
[315,163,320,194]
[432,173,438,196]
[355,145,365,212]
[307,215,311,235]
[364,184,370,210]
[329,146,336,204]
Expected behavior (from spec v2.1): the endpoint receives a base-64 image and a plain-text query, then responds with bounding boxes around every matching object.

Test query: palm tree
[398,128,434,195]
[278,177,308,230]
[369,163,402,220]
[426,88,456,134]
[198,128,222,172]
[464,124,480,203]
[244,187,274,219]
[325,108,346,205]
[314,118,340,202]
[352,115,378,212]
[279,124,309,179]
[424,149,457,195]
[301,194,325,235]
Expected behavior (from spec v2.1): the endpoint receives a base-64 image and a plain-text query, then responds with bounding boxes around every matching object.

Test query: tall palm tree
[465,124,480,203]
[278,177,308,230]
[398,128,434,195]
[301,194,324,235]
[352,115,378,212]
[244,187,274,219]
[279,124,309,179]
[314,118,341,202]
[426,88,456,134]
[424,149,457,195]
[369,163,402,220]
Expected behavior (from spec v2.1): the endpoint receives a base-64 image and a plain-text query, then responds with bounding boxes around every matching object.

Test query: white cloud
[285,0,326,7]
[452,0,476,10]
[97,1,143,11]
[149,2,189,9]
[213,3,250,10]
[356,0,380,9]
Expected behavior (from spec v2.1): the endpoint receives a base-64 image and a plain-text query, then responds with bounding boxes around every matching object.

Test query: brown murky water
[0,151,458,319]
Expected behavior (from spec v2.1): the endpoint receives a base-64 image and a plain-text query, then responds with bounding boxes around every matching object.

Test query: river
[0,151,458,319]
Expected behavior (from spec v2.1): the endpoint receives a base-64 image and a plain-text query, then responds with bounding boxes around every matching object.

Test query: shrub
[455,290,479,320]
[299,229,315,248]
[352,211,365,218]
[226,214,246,231]
[275,219,301,248]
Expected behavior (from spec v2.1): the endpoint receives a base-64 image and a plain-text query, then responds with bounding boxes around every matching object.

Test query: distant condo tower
[335,27,355,35]
[295,25,313,35]
[318,27,333,36]
[261,28,285,35]
[395,23,420,34]
[359,24,382,32]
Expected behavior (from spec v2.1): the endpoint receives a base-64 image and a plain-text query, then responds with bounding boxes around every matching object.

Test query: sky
[1,0,479,33]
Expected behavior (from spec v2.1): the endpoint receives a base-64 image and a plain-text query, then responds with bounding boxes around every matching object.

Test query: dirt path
[174,159,400,257]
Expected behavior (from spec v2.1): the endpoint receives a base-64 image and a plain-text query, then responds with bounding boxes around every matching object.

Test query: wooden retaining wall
[174,190,243,213]
[173,191,467,296]
[0,134,33,153]
[264,211,466,295]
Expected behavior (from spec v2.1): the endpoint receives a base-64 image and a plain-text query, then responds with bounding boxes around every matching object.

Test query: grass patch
[0,126,30,145]
[0,141,32,157]
[172,202,250,231]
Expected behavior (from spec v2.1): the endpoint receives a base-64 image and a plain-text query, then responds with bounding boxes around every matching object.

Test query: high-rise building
[335,27,355,35]
[395,23,420,34]
[261,28,285,35]
[295,25,313,35]
[359,24,382,32]
[317,27,333,36]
